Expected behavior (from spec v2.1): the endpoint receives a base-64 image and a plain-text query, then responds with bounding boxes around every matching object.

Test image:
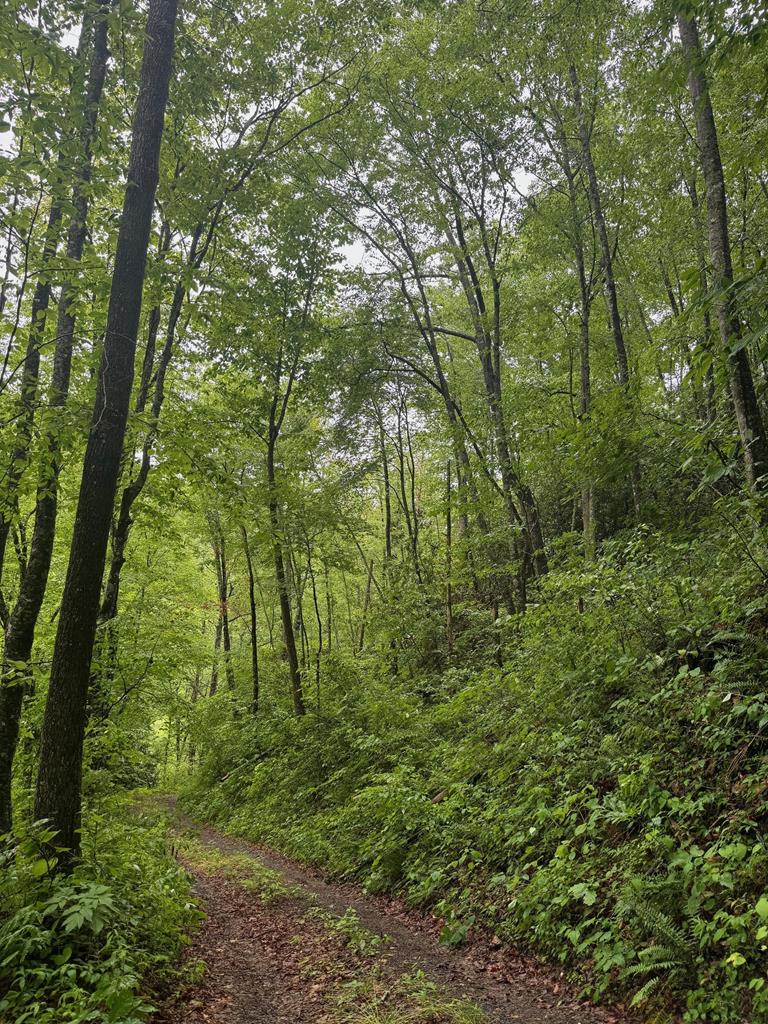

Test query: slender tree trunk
[685,179,717,421]
[0,181,64,593]
[209,616,222,696]
[569,63,629,385]
[446,460,453,653]
[357,558,374,653]
[241,526,259,715]
[323,560,333,654]
[448,214,547,596]
[33,0,177,860]
[677,11,768,489]
[394,394,422,582]
[561,140,596,557]
[304,537,322,710]
[569,63,642,513]
[221,581,235,695]
[267,437,304,715]
[208,510,236,697]
[374,403,393,564]
[188,668,200,765]
[0,10,104,592]
[0,7,110,836]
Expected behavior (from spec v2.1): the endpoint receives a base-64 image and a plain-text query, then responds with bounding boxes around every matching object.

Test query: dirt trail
[154,802,626,1024]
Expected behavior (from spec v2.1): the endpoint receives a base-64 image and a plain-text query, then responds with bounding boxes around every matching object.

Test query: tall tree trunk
[569,63,641,515]
[560,131,596,558]
[569,63,629,387]
[0,188,66,598]
[0,10,105,592]
[445,460,453,652]
[448,213,547,598]
[33,0,177,860]
[241,525,259,715]
[0,7,110,836]
[219,558,235,696]
[357,558,374,653]
[685,179,717,421]
[374,403,393,563]
[394,394,421,582]
[677,11,768,489]
[267,437,305,715]
[209,616,222,696]
[208,510,235,697]
[304,536,322,711]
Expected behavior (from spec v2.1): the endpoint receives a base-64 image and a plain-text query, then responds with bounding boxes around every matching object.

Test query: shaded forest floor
[152,801,626,1024]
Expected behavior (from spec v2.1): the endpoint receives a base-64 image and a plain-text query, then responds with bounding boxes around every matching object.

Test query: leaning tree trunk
[0,6,110,837]
[34,0,177,861]
[677,11,768,490]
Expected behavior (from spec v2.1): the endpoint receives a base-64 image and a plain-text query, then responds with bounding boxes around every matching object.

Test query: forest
[1,0,768,1021]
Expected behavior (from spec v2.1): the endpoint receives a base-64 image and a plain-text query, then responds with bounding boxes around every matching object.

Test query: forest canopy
[2,0,768,1021]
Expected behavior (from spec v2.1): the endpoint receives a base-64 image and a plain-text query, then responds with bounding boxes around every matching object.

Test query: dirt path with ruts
[152,800,628,1024]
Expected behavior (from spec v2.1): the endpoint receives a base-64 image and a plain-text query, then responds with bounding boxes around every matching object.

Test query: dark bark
[267,436,305,715]
[684,179,717,421]
[33,0,177,859]
[677,11,768,488]
[209,616,222,696]
[211,516,236,695]
[241,525,259,715]
[394,393,422,582]
[0,6,110,837]
[357,558,374,653]
[304,536,322,710]
[0,192,64,597]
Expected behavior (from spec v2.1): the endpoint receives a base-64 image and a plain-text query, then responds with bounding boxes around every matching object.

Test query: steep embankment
[182,524,768,1022]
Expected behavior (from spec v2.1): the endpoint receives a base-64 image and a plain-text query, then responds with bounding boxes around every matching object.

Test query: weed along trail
[153,803,623,1024]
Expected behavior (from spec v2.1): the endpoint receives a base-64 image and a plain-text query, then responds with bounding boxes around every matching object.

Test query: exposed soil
[152,866,360,1024]
[153,801,628,1024]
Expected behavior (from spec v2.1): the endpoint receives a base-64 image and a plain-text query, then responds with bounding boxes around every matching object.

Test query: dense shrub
[183,508,768,1022]
[0,798,197,1023]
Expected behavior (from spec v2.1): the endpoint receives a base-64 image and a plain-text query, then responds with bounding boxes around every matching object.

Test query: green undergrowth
[182,507,768,1022]
[0,796,199,1024]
